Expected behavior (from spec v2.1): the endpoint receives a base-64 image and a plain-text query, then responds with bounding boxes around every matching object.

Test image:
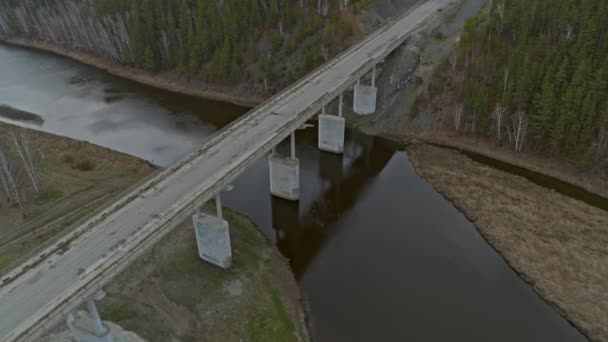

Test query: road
[0,1,448,340]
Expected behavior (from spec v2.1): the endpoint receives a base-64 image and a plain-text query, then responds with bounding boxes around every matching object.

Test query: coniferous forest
[0,0,372,92]
[430,0,608,168]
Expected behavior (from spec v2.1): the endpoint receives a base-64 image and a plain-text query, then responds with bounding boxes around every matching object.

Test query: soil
[406,143,608,342]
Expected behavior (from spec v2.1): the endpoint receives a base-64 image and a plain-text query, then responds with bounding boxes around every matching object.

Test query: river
[0,44,587,341]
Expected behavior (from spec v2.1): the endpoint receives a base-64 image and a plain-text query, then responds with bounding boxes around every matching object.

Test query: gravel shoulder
[406,143,608,341]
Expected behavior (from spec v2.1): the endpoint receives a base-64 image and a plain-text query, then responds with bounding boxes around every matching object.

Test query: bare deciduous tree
[0,143,23,210]
[495,2,505,34]
[591,127,608,162]
[10,129,40,192]
[452,104,463,132]
[492,103,507,142]
[511,110,528,152]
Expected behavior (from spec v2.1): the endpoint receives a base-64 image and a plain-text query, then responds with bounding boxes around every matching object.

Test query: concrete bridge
[0,1,448,340]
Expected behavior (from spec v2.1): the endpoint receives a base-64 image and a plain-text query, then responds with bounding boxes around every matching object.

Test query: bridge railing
[3,1,445,340]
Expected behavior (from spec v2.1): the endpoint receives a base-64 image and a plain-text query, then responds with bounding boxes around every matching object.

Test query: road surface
[0,1,448,340]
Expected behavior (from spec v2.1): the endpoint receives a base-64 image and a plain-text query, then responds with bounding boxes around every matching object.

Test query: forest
[0,0,372,93]
[429,0,608,168]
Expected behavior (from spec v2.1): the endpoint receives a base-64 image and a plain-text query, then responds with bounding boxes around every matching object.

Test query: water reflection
[0,43,588,342]
[0,44,245,166]
[273,135,396,278]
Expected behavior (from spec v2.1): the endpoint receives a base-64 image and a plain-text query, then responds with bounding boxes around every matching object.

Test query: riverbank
[406,143,608,341]
[97,205,310,342]
[0,121,155,271]
[0,122,309,341]
[396,130,608,200]
[42,204,310,342]
[0,38,264,108]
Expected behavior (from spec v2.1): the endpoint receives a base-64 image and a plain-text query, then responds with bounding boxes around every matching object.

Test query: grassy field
[98,205,310,342]
[407,143,608,341]
[0,122,309,341]
[0,122,155,271]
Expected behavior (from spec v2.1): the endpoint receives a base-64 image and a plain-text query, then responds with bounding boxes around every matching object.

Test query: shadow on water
[0,42,589,342]
[456,148,608,212]
[272,135,396,278]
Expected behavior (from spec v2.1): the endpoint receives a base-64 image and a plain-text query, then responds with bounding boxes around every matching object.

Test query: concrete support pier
[353,65,378,115]
[269,132,300,201]
[67,291,114,342]
[192,194,232,269]
[318,94,346,154]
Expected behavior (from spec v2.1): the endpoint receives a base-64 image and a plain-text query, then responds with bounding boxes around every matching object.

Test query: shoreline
[0,121,310,341]
[0,38,263,108]
[389,131,608,200]
[405,143,608,341]
[94,204,311,342]
[5,35,606,203]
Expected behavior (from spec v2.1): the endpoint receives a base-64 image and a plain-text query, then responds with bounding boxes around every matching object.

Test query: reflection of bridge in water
[0,2,449,340]
[271,133,396,278]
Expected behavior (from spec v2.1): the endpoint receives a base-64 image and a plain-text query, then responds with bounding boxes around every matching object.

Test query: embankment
[97,205,310,342]
[406,143,608,342]
[0,122,309,341]
[402,131,608,199]
[0,121,155,271]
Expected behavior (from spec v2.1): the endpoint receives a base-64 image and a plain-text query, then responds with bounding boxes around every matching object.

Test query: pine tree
[144,45,156,71]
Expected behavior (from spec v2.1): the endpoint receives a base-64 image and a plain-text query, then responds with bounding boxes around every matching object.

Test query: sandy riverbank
[406,143,608,342]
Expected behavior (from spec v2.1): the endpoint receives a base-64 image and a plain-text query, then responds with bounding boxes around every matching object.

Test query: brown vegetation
[97,206,310,342]
[401,130,608,198]
[407,143,608,341]
[0,122,155,271]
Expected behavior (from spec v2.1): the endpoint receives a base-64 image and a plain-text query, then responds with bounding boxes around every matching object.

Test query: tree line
[0,0,373,92]
[435,0,608,168]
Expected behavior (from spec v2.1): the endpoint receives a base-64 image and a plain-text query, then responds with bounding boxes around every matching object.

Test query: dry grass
[407,143,608,341]
[0,122,156,270]
[403,130,608,198]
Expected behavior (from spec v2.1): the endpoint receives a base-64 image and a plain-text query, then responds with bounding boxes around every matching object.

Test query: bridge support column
[353,65,377,115]
[318,93,345,154]
[67,291,114,342]
[269,132,300,201]
[192,193,232,269]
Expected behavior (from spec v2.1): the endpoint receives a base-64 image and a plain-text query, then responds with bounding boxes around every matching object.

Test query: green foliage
[0,0,369,91]
[448,0,608,165]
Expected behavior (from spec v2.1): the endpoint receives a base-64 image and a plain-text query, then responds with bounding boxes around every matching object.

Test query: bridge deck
[0,1,447,340]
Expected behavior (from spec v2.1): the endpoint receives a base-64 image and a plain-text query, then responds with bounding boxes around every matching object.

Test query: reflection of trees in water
[271,135,396,279]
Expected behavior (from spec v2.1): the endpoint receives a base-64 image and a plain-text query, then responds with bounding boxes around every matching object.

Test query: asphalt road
[0,1,448,340]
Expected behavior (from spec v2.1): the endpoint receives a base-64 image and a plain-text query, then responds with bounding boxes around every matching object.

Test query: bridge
[0,1,448,340]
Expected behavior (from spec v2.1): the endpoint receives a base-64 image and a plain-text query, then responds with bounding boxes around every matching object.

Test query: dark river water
[0,44,587,341]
